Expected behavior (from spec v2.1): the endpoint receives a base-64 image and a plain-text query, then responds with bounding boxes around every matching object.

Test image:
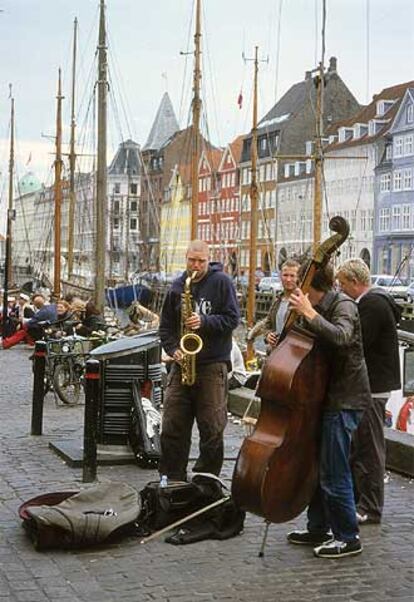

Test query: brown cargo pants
[159,361,228,481]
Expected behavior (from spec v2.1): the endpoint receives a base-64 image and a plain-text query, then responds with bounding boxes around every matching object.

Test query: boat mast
[94,0,108,311]
[246,46,259,362]
[53,69,64,299]
[2,91,15,337]
[313,61,324,249]
[190,0,201,240]
[67,17,78,278]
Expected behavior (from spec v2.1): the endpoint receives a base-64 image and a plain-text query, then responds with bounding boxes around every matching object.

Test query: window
[360,210,367,231]
[379,208,390,232]
[368,209,373,231]
[130,218,137,231]
[380,173,391,192]
[394,136,404,157]
[403,168,412,190]
[385,145,392,160]
[130,200,137,212]
[402,205,411,230]
[404,134,414,155]
[130,183,138,195]
[392,205,401,230]
[407,104,414,123]
[113,218,120,229]
[113,199,120,214]
[393,170,402,191]
[351,209,357,231]
[114,183,121,194]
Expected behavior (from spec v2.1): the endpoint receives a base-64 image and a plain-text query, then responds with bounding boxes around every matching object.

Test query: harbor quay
[0,346,413,602]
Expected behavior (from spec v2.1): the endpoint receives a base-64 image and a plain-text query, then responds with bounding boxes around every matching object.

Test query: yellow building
[159,164,191,274]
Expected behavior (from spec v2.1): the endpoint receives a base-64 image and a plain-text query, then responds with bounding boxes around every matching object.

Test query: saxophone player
[159,240,240,481]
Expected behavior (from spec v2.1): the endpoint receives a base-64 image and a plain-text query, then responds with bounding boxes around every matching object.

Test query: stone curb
[228,387,414,477]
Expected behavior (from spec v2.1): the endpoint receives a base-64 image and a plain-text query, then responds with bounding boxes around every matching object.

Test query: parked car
[258,276,283,294]
[233,275,249,290]
[370,274,410,300]
[406,281,414,304]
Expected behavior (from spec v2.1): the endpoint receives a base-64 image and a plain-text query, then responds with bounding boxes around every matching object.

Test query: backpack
[19,482,141,550]
[137,474,245,544]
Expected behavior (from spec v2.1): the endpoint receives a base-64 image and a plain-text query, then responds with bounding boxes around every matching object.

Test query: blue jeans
[307,410,362,543]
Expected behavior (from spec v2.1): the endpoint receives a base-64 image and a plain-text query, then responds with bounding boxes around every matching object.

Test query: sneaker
[314,538,362,558]
[287,530,333,546]
[356,512,380,525]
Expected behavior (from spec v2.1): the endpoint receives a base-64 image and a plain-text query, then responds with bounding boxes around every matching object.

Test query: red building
[197,136,243,273]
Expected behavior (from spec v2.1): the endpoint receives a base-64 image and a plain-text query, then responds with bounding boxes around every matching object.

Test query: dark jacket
[159,262,240,365]
[77,314,107,337]
[27,304,58,327]
[358,288,401,393]
[248,291,285,341]
[305,290,372,412]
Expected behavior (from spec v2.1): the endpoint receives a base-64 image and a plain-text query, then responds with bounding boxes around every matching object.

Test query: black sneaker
[287,530,333,546]
[314,538,362,558]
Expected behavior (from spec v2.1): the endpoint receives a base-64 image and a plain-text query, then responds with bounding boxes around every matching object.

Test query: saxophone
[180,271,203,386]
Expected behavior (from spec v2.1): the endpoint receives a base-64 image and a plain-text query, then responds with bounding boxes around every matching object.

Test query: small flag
[26,152,32,166]
[237,90,243,109]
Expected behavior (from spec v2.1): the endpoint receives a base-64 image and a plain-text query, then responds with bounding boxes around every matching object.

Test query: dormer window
[305,140,314,155]
[338,127,354,143]
[376,99,395,116]
[328,134,338,145]
[368,119,388,136]
[353,123,368,139]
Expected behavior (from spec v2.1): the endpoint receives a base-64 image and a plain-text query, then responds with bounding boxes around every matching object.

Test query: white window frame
[392,205,401,230]
[379,208,390,232]
[394,136,404,158]
[380,173,391,192]
[402,204,411,230]
[403,168,412,190]
[404,134,414,155]
[393,170,402,191]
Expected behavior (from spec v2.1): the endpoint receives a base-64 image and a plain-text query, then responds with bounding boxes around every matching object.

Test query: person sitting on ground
[75,300,107,337]
[51,299,78,336]
[70,299,86,322]
[3,293,57,348]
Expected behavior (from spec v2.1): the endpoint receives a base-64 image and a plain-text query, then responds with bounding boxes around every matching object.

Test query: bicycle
[44,335,92,405]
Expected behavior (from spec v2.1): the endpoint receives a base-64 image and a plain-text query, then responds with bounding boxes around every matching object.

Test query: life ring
[396,397,414,432]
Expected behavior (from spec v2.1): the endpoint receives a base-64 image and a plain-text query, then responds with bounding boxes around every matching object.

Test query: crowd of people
[0,293,108,349]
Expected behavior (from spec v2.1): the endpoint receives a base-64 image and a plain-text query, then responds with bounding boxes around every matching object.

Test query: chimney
[328,57,337,72]
[305,70,312,80]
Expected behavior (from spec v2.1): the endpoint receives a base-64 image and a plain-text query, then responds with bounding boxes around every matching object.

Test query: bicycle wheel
[53,362,82,405]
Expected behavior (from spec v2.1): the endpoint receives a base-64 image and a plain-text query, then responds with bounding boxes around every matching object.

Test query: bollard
[31,340,47,436]
[83,359,101,483]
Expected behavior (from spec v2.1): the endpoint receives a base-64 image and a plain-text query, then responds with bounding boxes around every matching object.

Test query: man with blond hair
[336,258,401,525]
[159,240,240,481]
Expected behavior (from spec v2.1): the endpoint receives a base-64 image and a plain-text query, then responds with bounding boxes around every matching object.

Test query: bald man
[159,240,240,481]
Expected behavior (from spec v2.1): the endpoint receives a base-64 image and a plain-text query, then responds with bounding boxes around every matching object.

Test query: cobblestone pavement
[1,346,413,602]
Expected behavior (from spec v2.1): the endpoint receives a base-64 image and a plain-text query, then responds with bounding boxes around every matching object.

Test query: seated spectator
[26,294,58,341]
[75,300,107,337]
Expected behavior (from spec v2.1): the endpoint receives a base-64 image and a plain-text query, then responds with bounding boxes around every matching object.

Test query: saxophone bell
[180,331,203,355]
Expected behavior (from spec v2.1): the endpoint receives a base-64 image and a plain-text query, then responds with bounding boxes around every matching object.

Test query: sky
[0,0,413,196]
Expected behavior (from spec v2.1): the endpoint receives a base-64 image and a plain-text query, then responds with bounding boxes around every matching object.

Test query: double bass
[232,216,350,523]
